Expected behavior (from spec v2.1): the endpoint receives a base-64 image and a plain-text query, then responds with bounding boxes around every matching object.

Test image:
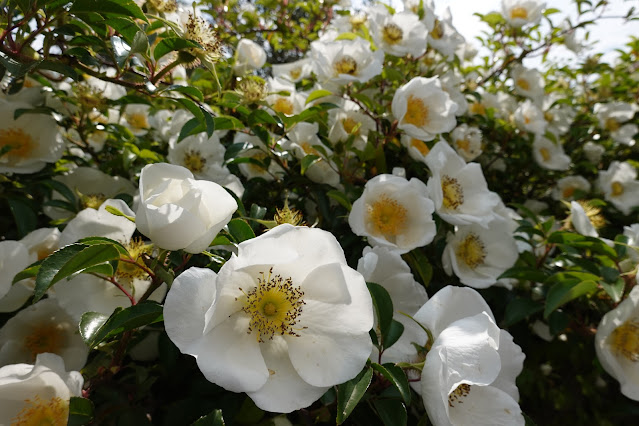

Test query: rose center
[334,55,358,75]
[510,7,529,20]
[12,395,68,426]
[441,176,464,210]
[342,117,361,135]
[448,383,472,407]
[516,78,530,91]
[23,324,65,361]
[470,102,486,116]
[611,181,624,197]
[605,118,620,132]
[367,194,407,237]
[183,150,207,173]
[289,67,302,80]
[562,186,576,199]
[80,192,107,210]
[117,237,153,281]
[272,97,294,115]
[539,147,551,162]
[0,128,35,164]
[410,138,430,156]
[609,319,639,362]
[455,139,471,154]
[456,233,486,269]
[241,269,306,342]
[403,95,430,128]
[382,23,403,45]
[430,19,444,40]
[300,142,320,156]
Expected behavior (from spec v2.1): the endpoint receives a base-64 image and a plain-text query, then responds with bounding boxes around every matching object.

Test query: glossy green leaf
[305,89,333,105]
[70,0,148,22]
[336,366,373,424]
[384,319,404,350]
[326,190,352,210]
[248,109,278,126]
[367,282,394,347]
[191,409,225,426]
[544,280,598,318]
[154,37,201,60]
[300,154,320,175]
[7,197,37,238]
[600,278,624,303]
[227,219,256,243]
[372,398,407,426]
[499,267,550,283]
[11,260,42,284]
[213,115,245,131]
[403,249,433,287]
[371,363,411,405]
[68,397,95,426]
[79,312,109,345]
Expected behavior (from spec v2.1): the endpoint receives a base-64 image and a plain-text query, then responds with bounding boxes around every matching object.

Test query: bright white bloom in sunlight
[532,135,571,171]
[349,174,436,254]
[272,58,312,83]
[311,38,383,85]
[401,135,431,163]
[0,241,31,301]
[552,175,591,201]
[597,161,639,215]
[369,5,428,57]
[514,99,546,135]
[543,96,576,136]
[440,70,468,116]
[594,102,638,146]
[511,65,545,102]
[570,201,598,238]
[502,0,545,28]
[0,99,65,174]
[392,77,458,141]
[450,124,482,162]
[282,122,341,188]
[0,353,83,425]
[425,142,501,228]
[121,104,151,136]
[265,77,306,117]
[328,100,377,152]
[427,9,465,61]
[163,225,373,413]
[0,299,88,371]
[414,286,525,426]
[150,109,194,143]
[583,141,605,164]
[167,132,244,198]
[234,38,267,75]
[44,166,136,221]
[596,286,639,401]
[442,221,518,288]
[136,163,238,253]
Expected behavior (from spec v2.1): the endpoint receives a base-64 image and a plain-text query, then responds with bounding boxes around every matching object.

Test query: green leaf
[191,409,225,426]
[403,249,433,287]
[248,109,278,126]
[7,197,37,238]
[213,115,245,131]
[163,84,204,101]
[600,278,625,303]
[111,35,131,67]
[70,0,148,22]
[67,397,95,426]
[154,37,201,60]
[81,301,164,348]
[503,298,544,327]
[499,267,550,283]
[326,190,352,210]
[600,266,620,283]
[367,282,394,347]
[372,399,407,426]
[371,363,411,405]
[544,280,598,318]
[305,89,333,105]
[130,30,149,54]
[177,117,205,142]
[384,319,404,350]
[227,219,256,243]
[33,243,121,302]
[12,261,42,284]
[336,366,373,424]
[76,236,129,255]
[300,154,320,175]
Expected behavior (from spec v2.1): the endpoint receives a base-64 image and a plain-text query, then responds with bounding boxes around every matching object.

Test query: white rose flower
[311,38,383,85]
[594,102,638,146]
[532,135,571,171]
[597,161,639,215]
[502,0,545,28]
[0,99,65,174]
[348,174,437,254]
[583,141,605,164]
[442,220,519,288]
[514,99,546,135]
[543,95,576,136]
[392,77,458,141]
[272,58,312,83]
[552,175,591,201]
[0,353,83,425]
[369,5,428,57]
[450,124,482,162]
[511,65,545,102]
[121,104,152,136]
[234,38,267,75]
[427,9,465,61]
[136,163,238,253]
[328,100,377,151]
[595,286,639,400]
[623,224,639,264]
[163,224,374,413]
[265,77,306,117]
[414,286,525,426]
[0,299,88,371]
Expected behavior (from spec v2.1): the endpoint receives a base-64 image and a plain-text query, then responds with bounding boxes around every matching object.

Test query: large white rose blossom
[136,162,238,253]
[597,161,639,215]
[502,0,545,28]
[369,5,428,57]
[163,224,374,413]
[311,37,383,85]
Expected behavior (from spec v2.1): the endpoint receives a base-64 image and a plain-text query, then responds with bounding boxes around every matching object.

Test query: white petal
[491,330,525,401]
[448,385,524,426]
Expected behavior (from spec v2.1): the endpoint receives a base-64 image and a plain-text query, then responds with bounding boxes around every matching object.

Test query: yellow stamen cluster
[349,15,367,31]
[367,194,407,237]
[609,319,639,362]
[430,19,444,40]
[182,12,224,66]
[240,268,306,342]
[441,176,464,210]
[126,112,149,132]
[23,324,65,361]
[237,76,267,104]
[334,55,358,76]
[12,395,68,426]
[272,97,295,115]
[289,67,302,80]
[562,186,576,199]
[611,181,625,197]
[469,102,486,116]
[448,383,471,407]
[575,200,606,229]
[410,138,430,156]
[539,147,551,162]
[403,95,430,128]
[183,150,207,173]
[456,233,486,269]
[117,237,153,281]
[516,78,530,91]
[544,111,555,123]
[0,128,35,164]
[382,23,403,45]
[510,7,529,20]
[274,200,305,226]
[342,117,361,135]
[146,0,177,13]
[455,139,471,154]
[79,192,107,210]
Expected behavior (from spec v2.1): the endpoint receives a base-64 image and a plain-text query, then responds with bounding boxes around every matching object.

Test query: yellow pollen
[524,115,532,125]
[605,118,621,132]
[240,268,306,343]
[349,15,367,31]
[403,95,430,128]
[0,128,35,164]
[382,23,404,45]
[367,194,407,237]
[147,0,177,12]
[611,181,624,197]
[562,187,576,199]
[289,67,302,80]
[342,117,361,135]
[23,324,65,361]
[183,150,207,173]
[117,237,153,281]
[184,13,223,64]
[410,138,430,156]
[539,147,551,162]
[544,111,555,122]
[430,19,444,40]
[334,55,358,75]
[300,142,320,156]
[456,139,471,153]
[80,193,107,210]
[456,233,486,269]
[272,98,294,115]
[510,7,529,20]
[609,320,639,362]
[126,112,149,131]
[469,102,486,116]
[516,78,530,91]
[12,395,68,426]
[441,176,464,210]
[448,383,471,407]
